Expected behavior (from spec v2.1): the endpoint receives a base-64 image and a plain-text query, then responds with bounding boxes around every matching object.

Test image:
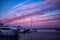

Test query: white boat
[0,27,18,35]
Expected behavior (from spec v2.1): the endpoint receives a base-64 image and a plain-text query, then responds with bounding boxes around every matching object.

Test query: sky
[0,0,60,28]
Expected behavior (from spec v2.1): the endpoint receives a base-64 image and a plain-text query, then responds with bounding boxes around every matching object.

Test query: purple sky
[0,0,60,28]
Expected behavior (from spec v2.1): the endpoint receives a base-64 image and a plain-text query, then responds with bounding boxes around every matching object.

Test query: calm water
[19,32,60,40]
[0,32,60,40]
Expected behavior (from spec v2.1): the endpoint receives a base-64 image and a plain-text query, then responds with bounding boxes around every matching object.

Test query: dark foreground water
[0,32,60,40]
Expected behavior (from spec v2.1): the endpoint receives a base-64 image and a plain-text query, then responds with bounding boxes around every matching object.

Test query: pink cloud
[14,0,48,11]
[3,1,47,18]
[8,5,60,20]
[4,3,60,20]
[2,0,60,19]
[13,0,30,8]
[14,0,60,11]
[2,0,48,18]
[46,0,60,3]
[13,0,60,9]
[1,0,60,28]
[3,14,60,27]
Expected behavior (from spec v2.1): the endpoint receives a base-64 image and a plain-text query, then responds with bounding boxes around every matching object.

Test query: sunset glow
[0,0,60,28]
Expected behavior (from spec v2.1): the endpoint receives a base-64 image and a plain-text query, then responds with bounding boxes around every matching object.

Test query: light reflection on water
[0,32,60,40]
[19,32,60,40]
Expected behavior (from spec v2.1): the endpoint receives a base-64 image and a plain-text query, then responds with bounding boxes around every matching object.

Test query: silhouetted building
[0,23,4,27]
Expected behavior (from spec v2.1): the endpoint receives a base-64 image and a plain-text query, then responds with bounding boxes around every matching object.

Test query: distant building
[0,23,4,27]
